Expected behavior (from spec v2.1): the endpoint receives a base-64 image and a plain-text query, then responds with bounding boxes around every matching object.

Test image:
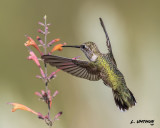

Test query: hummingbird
[42,18,136,111]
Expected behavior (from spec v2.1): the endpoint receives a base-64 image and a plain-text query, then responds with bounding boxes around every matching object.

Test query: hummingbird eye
[81,45,86,49]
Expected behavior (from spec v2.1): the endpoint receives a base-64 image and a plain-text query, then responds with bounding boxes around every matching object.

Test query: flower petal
[51,44,63,52]
[37,36,44,46]
[47,90,52,109]
[25,36,36,47]
[47,38,60,47]
[25,36,42,55]
[52,90,59,98]
[38,29,45,34]
[28,51,40,67]
[48,72,56,80]
[50,43,66,53]
[38,22,44,26]
[35,92,42,98]
[8,103,38,115]
[53,112,62,121]
[36,75,42,79]
[41,90,45,95]
[39,67,45,78]
[48,69,60,80]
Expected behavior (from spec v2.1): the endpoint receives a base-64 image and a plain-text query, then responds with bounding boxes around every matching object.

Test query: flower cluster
[8,15,64,126]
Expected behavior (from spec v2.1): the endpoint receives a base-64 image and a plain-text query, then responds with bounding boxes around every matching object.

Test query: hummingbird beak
[62,45,81,48]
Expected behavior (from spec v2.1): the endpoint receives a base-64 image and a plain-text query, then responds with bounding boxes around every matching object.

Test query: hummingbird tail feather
[112,89,136,111]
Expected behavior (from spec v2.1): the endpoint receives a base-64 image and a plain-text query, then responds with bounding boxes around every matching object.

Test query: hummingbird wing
[42,55,101,81]
[99,18,117,66]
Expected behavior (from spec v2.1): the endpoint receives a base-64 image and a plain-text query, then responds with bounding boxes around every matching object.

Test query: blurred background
[0,0,160,128]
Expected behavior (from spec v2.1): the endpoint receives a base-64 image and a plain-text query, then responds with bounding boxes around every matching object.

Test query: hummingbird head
[63,42,100,62]
[80,42,100,61]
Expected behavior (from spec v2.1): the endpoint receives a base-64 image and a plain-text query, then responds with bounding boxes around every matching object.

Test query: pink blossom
[28,51,40,67]
[35,92,42,98]
[48,72,56,80]
[38,29,45,34]
[53,112,62,121]
[52,90,59,98]
[47,38,60,47]
[48,69,61,80]
[37,36,44,46]
[35,90,52,109]
[39,68,45,78]
[36,75,42,79]
[41,90,45,95]
[38,22,44,26]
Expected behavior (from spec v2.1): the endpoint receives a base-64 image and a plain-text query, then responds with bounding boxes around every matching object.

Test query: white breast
[91,54,98,62]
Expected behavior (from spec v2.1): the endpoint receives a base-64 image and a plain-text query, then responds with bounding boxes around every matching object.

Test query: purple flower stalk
[8,15,63,127]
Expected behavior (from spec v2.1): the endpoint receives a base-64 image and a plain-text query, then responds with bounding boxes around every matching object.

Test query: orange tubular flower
[8,103,38,115]
[25,36,42,55]
[50,43,66,53]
